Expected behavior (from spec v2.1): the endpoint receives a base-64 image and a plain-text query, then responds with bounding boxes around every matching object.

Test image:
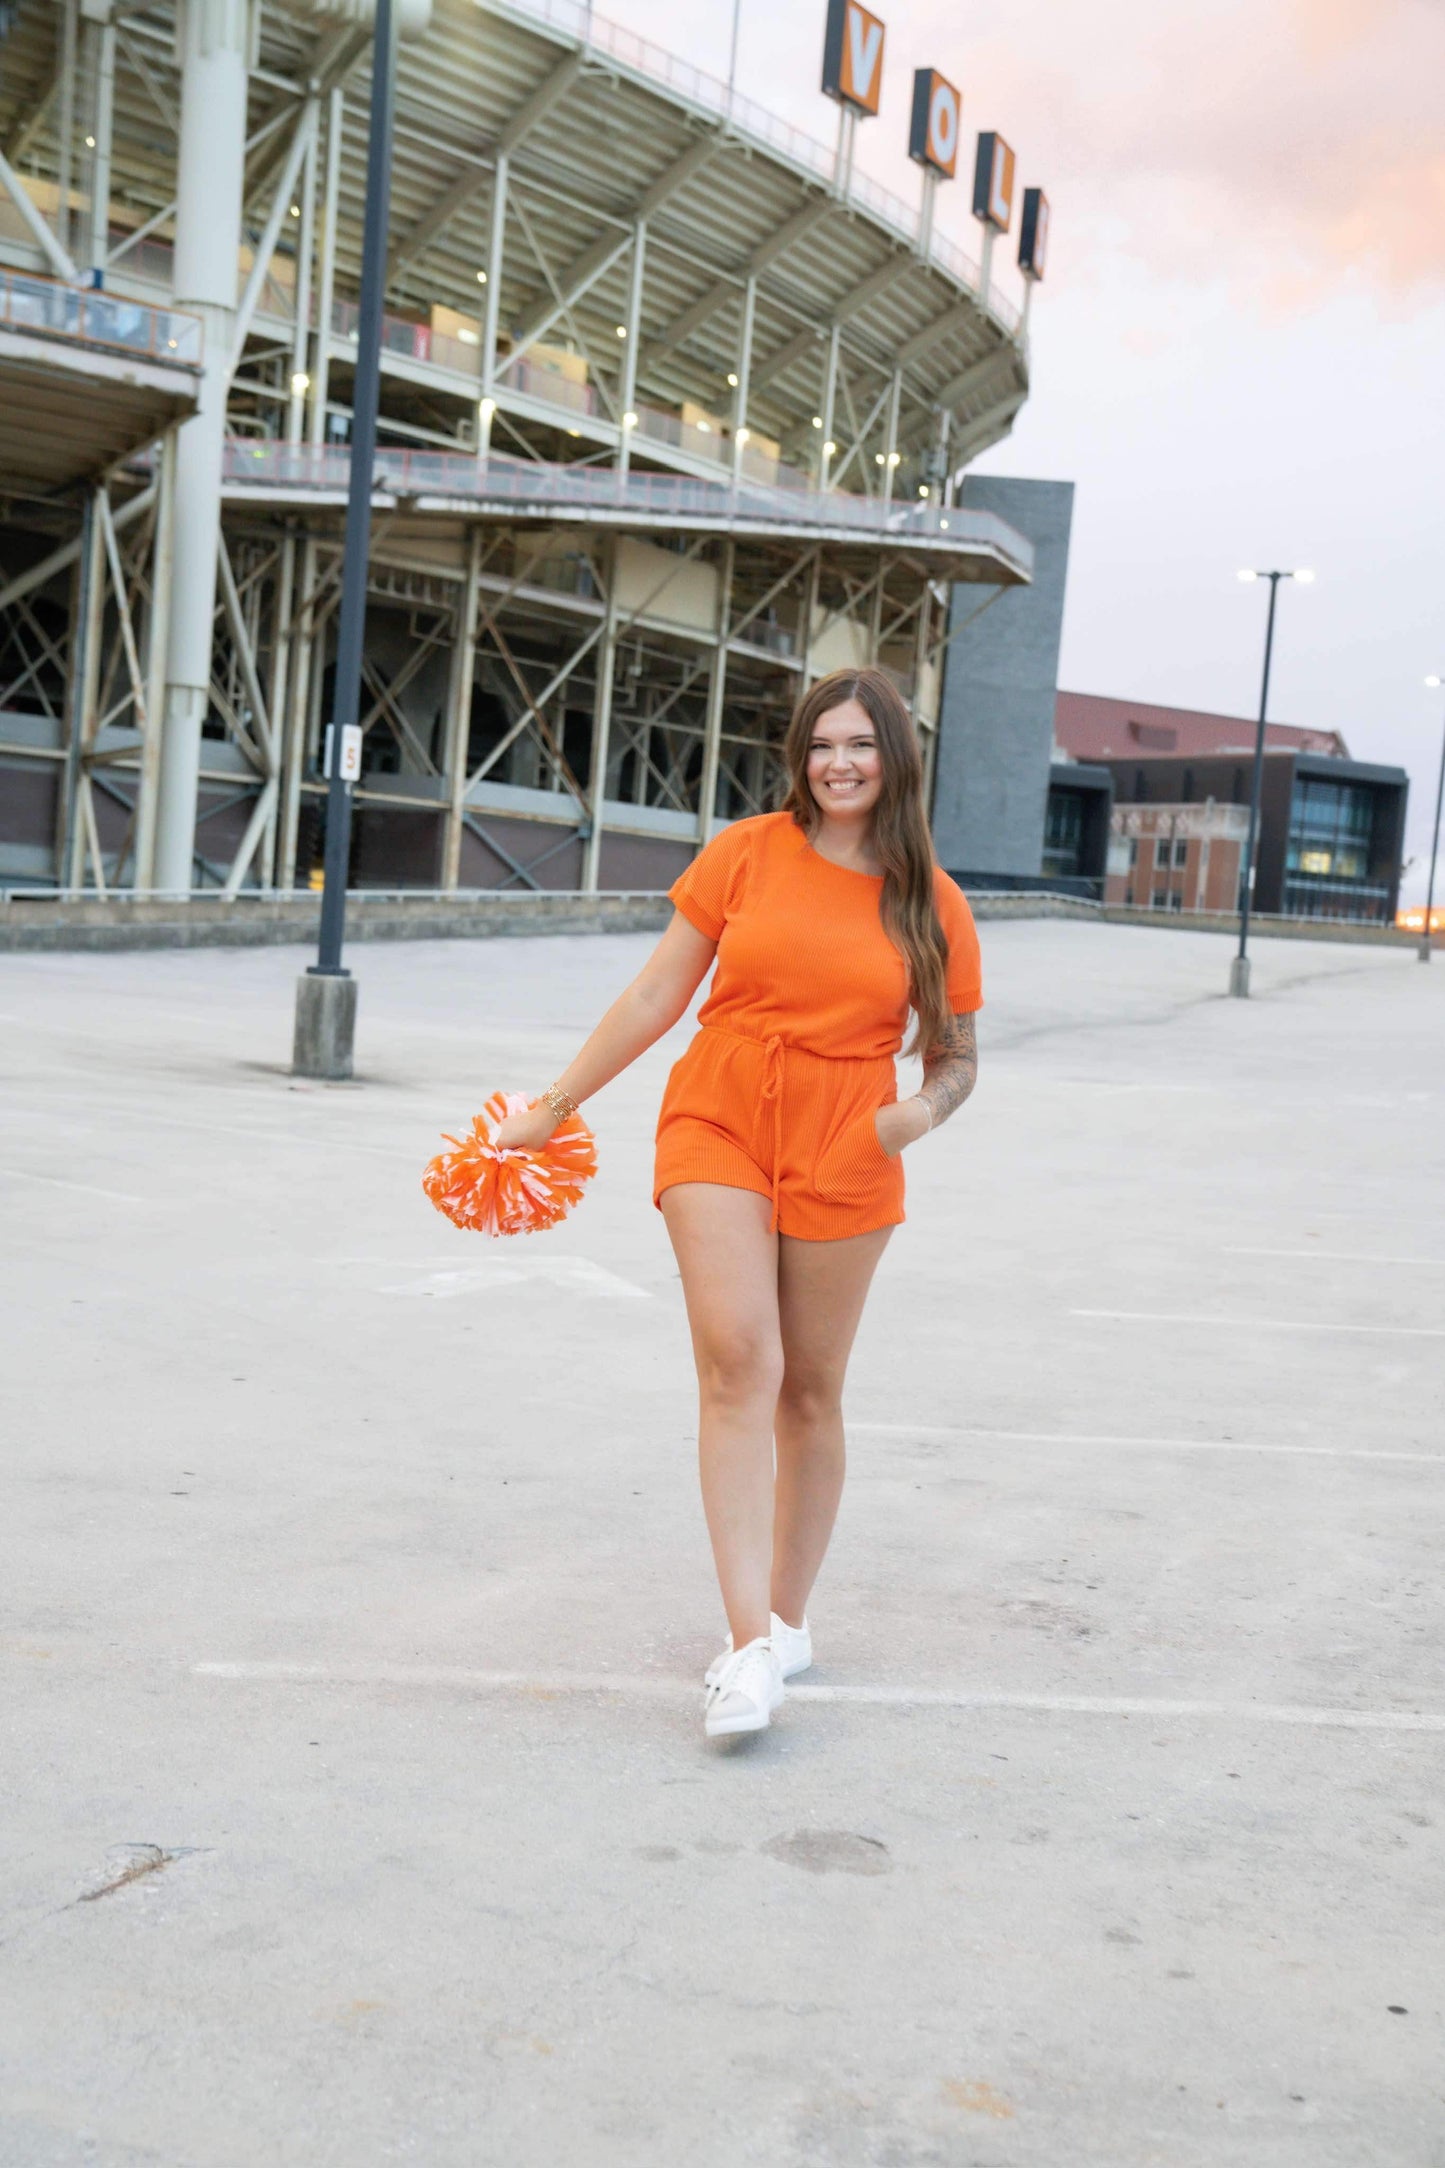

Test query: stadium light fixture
[615,324,627,338]
[476,269,487,283]
[811,415,823,428]
[290,370,309,394]
[1230,568,1315,997]
[622,410,638,429]
[727,371,739,388]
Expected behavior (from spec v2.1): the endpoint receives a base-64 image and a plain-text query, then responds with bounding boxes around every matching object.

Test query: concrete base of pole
[1229,954,1251,998]
[293,969,357,1079]
[1418,939,1432,963]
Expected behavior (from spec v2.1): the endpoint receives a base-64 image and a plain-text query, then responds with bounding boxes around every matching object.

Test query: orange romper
[653,810,983,1241]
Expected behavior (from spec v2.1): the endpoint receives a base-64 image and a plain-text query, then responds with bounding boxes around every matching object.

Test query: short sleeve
[934,870,983,1011]
[668,820,753,942]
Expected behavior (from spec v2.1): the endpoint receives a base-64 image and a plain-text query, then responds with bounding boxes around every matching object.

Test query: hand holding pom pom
[422,1090,597,1238]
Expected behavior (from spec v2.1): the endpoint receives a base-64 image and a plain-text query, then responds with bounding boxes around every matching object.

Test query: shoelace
[707,1640,776,1708]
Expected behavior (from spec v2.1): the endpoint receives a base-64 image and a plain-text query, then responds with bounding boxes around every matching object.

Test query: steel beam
[641,196,832,373]
[0,146,80,283]
[505,131,720,365]
[386,48,586,285]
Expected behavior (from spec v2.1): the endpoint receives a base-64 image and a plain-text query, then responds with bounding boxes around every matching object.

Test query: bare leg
[660,1183,783,1652]
[771,1224,892,1628]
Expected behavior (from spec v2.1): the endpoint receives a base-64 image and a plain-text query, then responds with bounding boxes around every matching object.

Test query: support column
[881,367,901,506]
[615,217,646,480]
[798,550,821,691]
[581,540,618,892]
[478,151,507,457]
[442,528,482,889]
[279,539,316,890]
[153,0,250,894]
[56,0,78,260]
[308,88,342,452]
[819,323,839,491]
[730,275,757,487]
[60,493,103,888]
[87,9,116,281]
[287,103,319,443]
[697,538,734,844]
[133,427,176,889]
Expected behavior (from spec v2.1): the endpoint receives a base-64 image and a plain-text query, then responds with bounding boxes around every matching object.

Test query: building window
[1172,837,1189,868]
[1283,776,1385,922]
[1043,789,1085,878]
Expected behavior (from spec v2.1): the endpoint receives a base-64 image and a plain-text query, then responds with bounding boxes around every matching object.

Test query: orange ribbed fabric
[653,811,982,1240]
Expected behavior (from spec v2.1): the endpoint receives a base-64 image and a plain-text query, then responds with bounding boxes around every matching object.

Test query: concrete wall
[931,477,1075,879]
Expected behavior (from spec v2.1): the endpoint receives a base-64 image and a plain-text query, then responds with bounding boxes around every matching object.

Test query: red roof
[1055,690,1348,763]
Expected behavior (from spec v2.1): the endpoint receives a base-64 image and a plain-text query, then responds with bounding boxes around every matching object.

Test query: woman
[495,666,981,1739]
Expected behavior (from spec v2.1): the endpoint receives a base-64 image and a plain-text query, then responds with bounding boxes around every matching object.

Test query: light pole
[291,0,398,1079]
[1229,566,1314,998]
[1419,674,1445,963]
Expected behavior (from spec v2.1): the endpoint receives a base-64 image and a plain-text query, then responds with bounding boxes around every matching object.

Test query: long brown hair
[779,667,951,1060]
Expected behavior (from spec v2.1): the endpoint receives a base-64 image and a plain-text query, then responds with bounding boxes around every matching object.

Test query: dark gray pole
[291,0,396,1079]
[1420,696,1445,964]
[1230,571,1281,997]
[312,0,396,977]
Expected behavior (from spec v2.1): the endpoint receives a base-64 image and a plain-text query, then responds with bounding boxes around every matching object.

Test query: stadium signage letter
[909,68,961,178]
[972,131,1016,232]
[822,0,886,116]
[1019,187,1049,280]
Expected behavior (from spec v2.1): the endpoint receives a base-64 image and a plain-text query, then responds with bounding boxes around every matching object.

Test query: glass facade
[1283,776,1391,921]
[1042,789,1084,877]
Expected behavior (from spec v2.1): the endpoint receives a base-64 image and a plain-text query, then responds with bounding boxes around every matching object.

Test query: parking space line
[1071,1309,1445,1338]
[191,1662,1445,1732]
[1224,1247,1445,1267]
[848,1424,1443,1465]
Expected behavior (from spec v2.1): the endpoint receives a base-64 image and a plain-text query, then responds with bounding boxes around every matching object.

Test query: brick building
[1055,694,1409,924]
[1105,801,1248,912]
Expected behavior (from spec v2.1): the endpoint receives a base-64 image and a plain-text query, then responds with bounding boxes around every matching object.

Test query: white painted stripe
[0,1165,152,1204]
[1224,1247,1445,1267]
[1071,1309,1445,1339]
[847,1423,1443,1466]
[191,1662,1445,1733]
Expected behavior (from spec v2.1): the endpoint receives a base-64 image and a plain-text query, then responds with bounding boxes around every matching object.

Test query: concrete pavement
[1,921,1441,2166]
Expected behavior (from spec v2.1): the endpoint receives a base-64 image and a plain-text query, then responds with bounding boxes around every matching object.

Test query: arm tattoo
[919,1011,978,1130]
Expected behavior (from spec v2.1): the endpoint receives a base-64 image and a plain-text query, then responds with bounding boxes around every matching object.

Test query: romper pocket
[817,1101,894,1197]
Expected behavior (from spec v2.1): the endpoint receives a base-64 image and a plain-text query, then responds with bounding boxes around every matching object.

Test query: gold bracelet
[540,1082,579,1125]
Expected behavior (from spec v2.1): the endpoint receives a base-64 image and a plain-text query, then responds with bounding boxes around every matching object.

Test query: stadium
[0,0,1039,897]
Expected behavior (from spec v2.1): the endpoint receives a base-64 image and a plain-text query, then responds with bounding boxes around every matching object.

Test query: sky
[603,0,1445,898]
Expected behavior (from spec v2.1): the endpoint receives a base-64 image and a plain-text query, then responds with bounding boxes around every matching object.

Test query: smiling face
[805,698,885,825]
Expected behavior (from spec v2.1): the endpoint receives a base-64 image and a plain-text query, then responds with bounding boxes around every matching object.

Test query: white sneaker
[706,1612,812,1688]
[703,1636,784,1738]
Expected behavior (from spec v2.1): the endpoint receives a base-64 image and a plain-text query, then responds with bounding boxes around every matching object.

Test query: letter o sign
[909,68,962,180]
[928,80,959,175]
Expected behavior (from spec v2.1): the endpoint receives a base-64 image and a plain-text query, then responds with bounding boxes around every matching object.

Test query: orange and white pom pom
[421,1090,597,1238]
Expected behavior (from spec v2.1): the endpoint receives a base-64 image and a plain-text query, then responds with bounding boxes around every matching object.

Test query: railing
[218,440,1034,574]
[0,267,202,365]
[492,0,1022,334]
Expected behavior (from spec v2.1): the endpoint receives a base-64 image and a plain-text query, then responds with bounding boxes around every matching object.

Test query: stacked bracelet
[917,1094,935,1134]
[540,1081,579,1125]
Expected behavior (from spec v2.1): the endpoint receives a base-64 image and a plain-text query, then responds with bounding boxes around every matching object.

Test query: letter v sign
[823,0,886,116]
[844,5,884,110]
